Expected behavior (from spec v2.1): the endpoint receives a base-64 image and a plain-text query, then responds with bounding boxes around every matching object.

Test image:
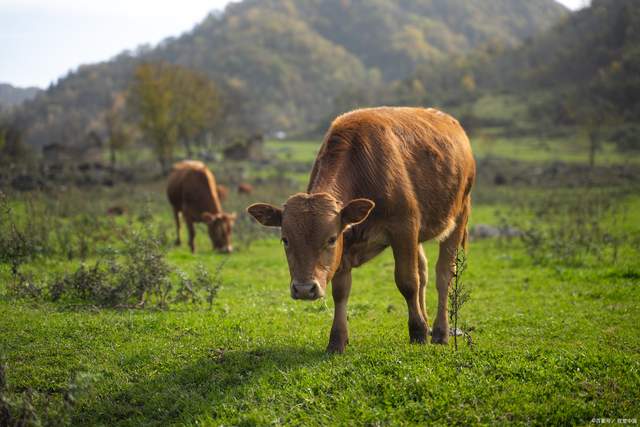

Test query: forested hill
[410,0,640,126]
[0,84,41,110]
[208,0,569,82]
[13,0,568,146]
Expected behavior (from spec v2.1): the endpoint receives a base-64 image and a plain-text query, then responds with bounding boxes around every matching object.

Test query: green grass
[1,197,639,425]
[265,140,321,164]
[1,136,639,425]
[265,135,638,171]
[471,135,638,165]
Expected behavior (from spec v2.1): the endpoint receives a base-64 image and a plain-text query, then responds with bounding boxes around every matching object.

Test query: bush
[505,189,634,267]
[0,361,96,427]
[47,227,171,308]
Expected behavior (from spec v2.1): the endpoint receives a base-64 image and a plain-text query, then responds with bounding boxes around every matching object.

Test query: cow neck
[204,172,223,214]
[308,174,352,210]
[208,196,222,215]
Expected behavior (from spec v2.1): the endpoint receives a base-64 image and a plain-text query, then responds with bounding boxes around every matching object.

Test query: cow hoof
[326,341,347,354]
[431,327,449,345]
[409,323,428,344]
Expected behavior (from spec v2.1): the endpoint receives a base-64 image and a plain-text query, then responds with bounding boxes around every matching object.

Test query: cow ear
[341,199,375,227]
[247,203,282,227]
[202,212,222,224]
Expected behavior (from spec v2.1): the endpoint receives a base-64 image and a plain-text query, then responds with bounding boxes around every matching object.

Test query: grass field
[1,139,639,426]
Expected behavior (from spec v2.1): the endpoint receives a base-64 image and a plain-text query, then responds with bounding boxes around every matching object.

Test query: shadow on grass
[73,345,328,425]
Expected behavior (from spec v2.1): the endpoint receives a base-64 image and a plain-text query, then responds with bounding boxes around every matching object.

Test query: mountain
[12,0,568,147]
[407,0,640,126]
[0,84,41,110]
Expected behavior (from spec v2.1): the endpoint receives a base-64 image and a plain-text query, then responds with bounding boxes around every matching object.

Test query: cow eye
[327,236,337,246]
[281,237,289,247]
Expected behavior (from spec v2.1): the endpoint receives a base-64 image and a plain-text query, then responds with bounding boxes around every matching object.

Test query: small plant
[201,260,227,310]
[448,249,472,351]
[174,268,201,305]
[46,227,173,308]
[120,228,172,307]
[515,189,632,267]
[0,192,32,285]
[0,361,96,427]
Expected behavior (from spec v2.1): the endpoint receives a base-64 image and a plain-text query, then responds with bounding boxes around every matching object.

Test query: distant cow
[248,107,475,352]
[217,184,229,202]
[106,206,126,216]
[168,160,236,253]
[237,183,254,194]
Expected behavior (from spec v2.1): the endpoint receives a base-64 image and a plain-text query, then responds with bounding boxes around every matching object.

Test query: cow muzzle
[217,245,233,254]
[291,280,323,300]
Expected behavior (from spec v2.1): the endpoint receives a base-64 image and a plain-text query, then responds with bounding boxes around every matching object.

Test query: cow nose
[291,280,321,300]
[218,245,233,254]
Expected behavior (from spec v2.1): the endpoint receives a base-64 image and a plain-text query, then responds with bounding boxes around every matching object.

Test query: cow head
[248,193,374,300]
[202,212,237,253]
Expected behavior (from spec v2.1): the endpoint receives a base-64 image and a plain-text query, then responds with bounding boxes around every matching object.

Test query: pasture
[1,138,639,426]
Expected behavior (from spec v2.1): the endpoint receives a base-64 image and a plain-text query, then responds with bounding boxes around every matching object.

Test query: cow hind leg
[391,230,428,344]
[432,201,470,344]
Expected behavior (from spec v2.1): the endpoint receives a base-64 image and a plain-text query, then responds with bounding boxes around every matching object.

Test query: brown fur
[238,183,254,194]
[167,160,236,253]
[217,184,229,202]
[248,107,475,352]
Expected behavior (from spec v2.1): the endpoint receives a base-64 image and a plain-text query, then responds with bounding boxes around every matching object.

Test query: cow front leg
[186,219,196,253]
[391,234,428,344]
[327,267,352,354]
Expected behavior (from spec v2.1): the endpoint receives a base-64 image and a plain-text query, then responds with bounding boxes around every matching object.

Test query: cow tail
[461,226,469,253]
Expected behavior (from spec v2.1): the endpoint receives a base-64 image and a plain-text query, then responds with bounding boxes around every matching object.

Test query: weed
[201,260,227,310]
[45,226,173,308]
[0,361,96,427]
[174,268,201,305]
[496,189,635,267]
[448,249,472,351]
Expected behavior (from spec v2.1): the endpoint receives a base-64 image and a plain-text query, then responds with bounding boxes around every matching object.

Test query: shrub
[506,189,634,267]
[46,226,172,308]
[0,361,96,427]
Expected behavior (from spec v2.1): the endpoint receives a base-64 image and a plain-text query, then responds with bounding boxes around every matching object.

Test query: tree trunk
[589,131,597,168]
[183,138,193,158]
[110,144,116,168]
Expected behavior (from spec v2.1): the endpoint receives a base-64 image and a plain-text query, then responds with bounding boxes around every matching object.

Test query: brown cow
[168,160,236,253]
[217,184,229,202]
[248,107,475,353]
[237,183,254,194]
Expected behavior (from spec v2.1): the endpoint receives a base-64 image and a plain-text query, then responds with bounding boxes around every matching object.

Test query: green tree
[130,63,179,173]
[130,63,221,172]
[104,92,131,168]
[172,67,220,157]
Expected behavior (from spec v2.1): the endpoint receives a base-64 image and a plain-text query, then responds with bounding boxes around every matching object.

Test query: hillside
[0,83,41,110]
[12,0,567,147]
[406,0,640,127]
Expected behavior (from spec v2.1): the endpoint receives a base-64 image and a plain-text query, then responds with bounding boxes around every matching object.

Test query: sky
[0,0,587,89]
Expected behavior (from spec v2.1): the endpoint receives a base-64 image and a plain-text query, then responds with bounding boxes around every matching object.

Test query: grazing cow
[238,183,254,194]
[167,160,236,253]
[248,107,475,353]
[106,206,126,216]
[217,184,229,202]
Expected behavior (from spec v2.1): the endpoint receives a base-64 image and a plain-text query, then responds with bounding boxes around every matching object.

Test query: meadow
[1,138,639,426]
